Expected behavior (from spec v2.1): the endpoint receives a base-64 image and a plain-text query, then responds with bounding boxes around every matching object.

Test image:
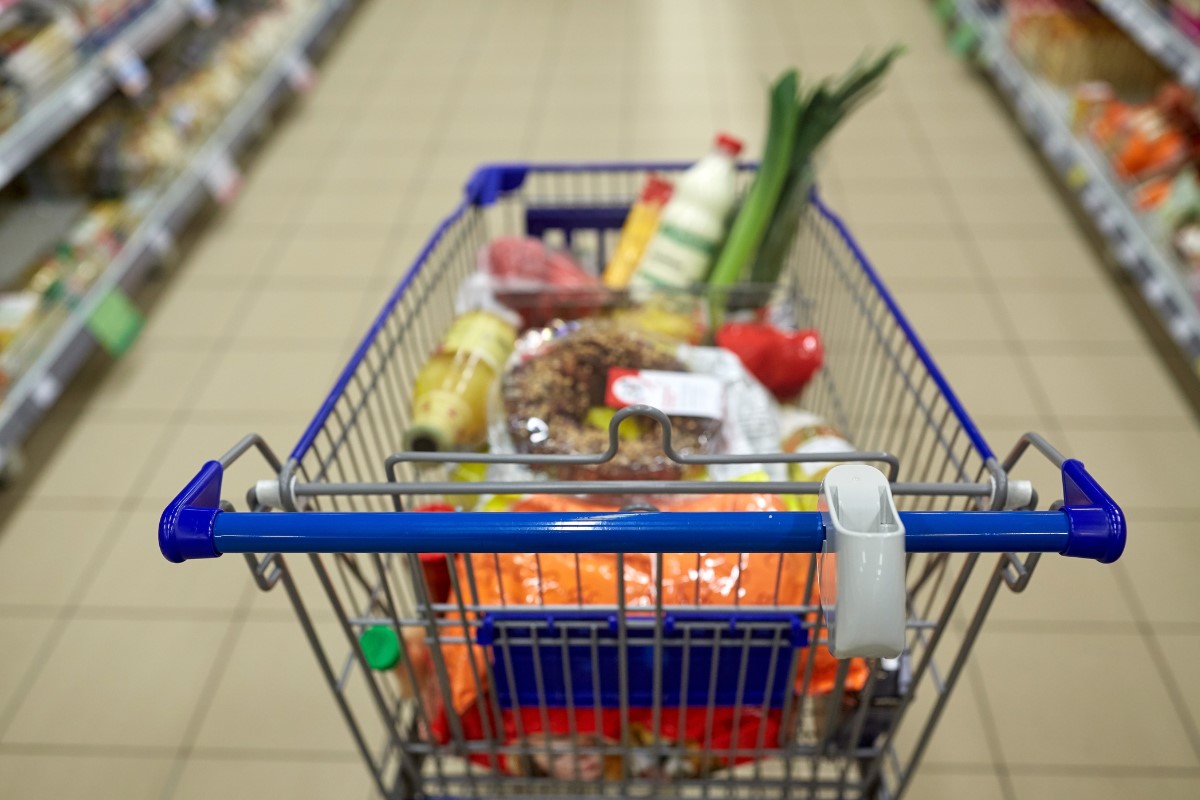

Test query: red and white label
[605,368,723,419]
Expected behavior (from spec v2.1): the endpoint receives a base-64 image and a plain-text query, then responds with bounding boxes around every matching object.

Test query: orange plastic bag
[433,493,869,775]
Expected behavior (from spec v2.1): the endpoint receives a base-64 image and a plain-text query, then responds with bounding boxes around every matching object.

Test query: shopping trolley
[160,162,1125,799]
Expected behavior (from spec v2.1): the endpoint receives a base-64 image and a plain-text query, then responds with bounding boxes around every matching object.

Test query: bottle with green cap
[359,624,432,701]
[360,625,402,671]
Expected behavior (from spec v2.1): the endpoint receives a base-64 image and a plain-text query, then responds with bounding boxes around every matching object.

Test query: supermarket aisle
[0,0,1197,798]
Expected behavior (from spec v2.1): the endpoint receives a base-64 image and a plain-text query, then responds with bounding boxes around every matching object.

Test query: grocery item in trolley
[474,236,607,328]
[780,408,855,512]
[405,307,519,453]
[432,492,869,780]
[602,174,673,289]
[715,321,823,402]
[500,320,723,482]
[629,134,742,296]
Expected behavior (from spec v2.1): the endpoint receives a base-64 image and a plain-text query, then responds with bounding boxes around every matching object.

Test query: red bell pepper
[715,322,823,401]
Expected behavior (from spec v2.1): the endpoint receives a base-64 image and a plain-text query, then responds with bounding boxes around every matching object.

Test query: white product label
[284,53,316,93]
[605,368,723,420]
[188,0,218,25]
[105,43,149,98]
[632,224,720,292]
[679,345,783,481]
[203,153,242,205]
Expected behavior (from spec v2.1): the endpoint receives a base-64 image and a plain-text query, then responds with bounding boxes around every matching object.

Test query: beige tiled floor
[0,0,1197,798]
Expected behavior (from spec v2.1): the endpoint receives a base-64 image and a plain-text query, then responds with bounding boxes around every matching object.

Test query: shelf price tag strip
[86,289,144,357]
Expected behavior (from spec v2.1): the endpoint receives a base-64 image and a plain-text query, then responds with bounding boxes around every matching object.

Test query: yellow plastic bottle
[405,309,518,452]
[602,175,673,288]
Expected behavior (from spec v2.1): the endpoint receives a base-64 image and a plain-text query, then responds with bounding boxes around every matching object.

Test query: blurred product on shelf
[47,0,310,195]
[0,196,146,390]
[1008,0,1167,93]
[602,174,672,289]
[0,2,85,130]
[1172,0,1200,44]
[405,307,519,454]
[1087,83,1200,182]
[628,134,742,296]
[0,0,165,133]
[0,0,315,397]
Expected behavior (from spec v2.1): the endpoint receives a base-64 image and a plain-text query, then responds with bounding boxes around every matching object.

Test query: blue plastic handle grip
[204,509,1072,557]
[160,458,1125,564]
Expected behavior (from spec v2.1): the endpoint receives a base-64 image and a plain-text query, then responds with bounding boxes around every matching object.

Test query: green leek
[706,70,800,319]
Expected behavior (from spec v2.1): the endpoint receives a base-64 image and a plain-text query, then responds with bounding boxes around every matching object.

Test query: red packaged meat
[479,237,610,326]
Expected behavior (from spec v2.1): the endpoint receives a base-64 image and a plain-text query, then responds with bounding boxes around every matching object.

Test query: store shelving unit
[948,0,1200,375]
[0,0,356,472]
[0,0,193,190]
[1091,0,1200,92]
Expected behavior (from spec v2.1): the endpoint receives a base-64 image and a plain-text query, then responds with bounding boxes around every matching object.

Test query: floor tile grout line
[961,659,1018,800]
[155,584,259,800]
[1110,560,1200,764]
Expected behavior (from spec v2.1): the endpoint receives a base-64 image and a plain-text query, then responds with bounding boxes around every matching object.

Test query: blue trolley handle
[160,453,1125,566]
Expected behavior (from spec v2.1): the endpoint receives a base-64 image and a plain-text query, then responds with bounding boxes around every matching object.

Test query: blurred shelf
[952,0,1200,375]
[0,0,192,191]
[0,0,356,468]
[0,199,88,285]
[1091,0,1200,92]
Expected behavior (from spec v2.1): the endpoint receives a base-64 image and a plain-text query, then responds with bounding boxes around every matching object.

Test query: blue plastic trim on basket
[159,460,223,563]
[288,161,991,466]
[478,611,808,710]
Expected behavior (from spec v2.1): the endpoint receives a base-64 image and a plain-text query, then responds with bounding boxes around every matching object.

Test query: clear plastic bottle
[629,133,743,296]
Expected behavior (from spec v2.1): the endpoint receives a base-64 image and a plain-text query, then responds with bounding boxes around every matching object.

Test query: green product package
[87,289,144,357]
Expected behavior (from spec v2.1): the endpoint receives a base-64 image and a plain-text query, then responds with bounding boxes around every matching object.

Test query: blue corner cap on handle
[159,460,224,563]
[1060,458,1126,564]
[465,164,529,205]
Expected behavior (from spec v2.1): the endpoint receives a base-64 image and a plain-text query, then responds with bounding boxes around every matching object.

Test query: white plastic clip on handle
[818,464,906,659]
